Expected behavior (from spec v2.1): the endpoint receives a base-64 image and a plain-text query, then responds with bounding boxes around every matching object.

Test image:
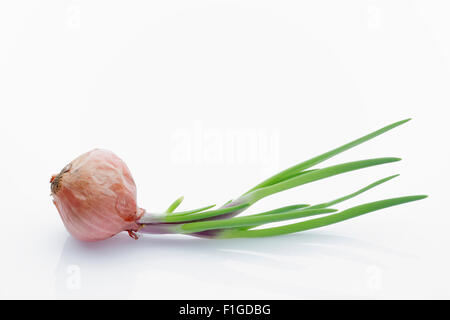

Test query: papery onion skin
[51,149,143,241]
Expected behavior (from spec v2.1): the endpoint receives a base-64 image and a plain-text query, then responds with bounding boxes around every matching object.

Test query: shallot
[50,119,426,242]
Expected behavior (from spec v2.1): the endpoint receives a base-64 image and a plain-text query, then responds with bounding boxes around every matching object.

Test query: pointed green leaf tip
[220,195,428,238]
[166,196,184,213]
[243,118,412,195]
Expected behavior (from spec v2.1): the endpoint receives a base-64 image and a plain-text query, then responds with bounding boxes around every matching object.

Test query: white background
[0,1,449,299]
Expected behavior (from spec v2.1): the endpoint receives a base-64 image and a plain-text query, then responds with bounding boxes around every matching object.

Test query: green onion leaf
[221,195,427,238]
[243,119,411,194]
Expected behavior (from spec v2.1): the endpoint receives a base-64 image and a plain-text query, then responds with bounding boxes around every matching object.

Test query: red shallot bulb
[50,149,144,241]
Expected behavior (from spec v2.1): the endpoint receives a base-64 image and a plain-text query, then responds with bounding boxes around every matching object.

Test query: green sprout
[137,119,427,239]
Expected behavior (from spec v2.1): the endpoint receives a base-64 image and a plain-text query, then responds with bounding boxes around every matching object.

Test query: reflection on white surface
[54,232,415,299]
